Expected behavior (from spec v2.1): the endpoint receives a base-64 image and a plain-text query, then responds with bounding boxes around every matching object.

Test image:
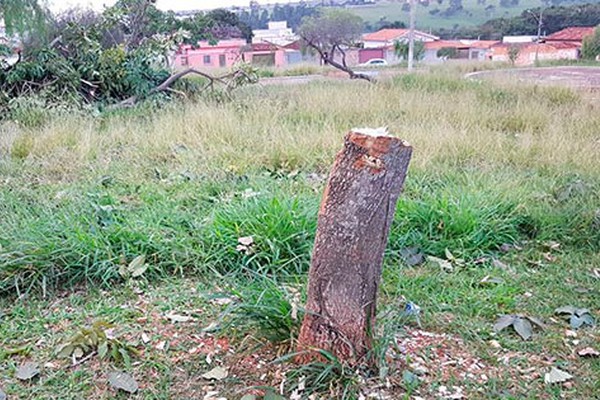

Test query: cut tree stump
[297,128,412,365]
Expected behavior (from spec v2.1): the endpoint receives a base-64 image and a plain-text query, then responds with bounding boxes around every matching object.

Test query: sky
[49,0,294,12]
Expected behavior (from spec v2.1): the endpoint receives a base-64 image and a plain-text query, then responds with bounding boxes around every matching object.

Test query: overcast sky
[49,0,294,12]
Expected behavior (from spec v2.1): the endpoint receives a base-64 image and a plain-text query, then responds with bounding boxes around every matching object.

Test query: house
[359,28,439,64]
[423,40,499,63]
[544,27,595,46]
[243,42,292,67]
[362,28,439,48]
[490,42,580,66]
[252,21,298,47]
[174,39,246,69]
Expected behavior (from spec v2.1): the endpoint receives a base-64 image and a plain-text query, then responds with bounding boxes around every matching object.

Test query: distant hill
[342,0,600,31]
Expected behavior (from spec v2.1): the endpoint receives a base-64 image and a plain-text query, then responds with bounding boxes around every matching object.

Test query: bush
[581,25,600,60]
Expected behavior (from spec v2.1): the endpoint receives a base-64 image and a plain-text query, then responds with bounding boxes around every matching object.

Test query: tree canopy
[581,25,600,60]
[298,9,363,54]
[298,9,370,81]
[0,0,47,35]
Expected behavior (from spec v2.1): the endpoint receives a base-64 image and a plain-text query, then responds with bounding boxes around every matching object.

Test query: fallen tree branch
[111,66,258,109]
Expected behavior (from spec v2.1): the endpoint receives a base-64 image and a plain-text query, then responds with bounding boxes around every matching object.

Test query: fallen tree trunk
[113,67,258,109]
[297,128,412,365]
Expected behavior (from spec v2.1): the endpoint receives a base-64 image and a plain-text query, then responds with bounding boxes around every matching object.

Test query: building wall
[491,44,579,65]
[174,40,246,69]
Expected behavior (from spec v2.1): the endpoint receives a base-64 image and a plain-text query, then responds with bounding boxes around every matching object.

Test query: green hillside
[346,0,598,31]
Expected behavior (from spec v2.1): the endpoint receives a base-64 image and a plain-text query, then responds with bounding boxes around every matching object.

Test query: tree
[508,44,520,65]
[394,40,425,61]
[297,130,412,365]
[437,46,458,59]
[581,25,600,60]
[298,9,372,81]
[0,0,46,35]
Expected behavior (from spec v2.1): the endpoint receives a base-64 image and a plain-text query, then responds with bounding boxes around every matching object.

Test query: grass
[347,0,545,30]
[1,67,599,398]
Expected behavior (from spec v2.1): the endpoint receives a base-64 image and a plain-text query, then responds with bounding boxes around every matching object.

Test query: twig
[71,351,97,368]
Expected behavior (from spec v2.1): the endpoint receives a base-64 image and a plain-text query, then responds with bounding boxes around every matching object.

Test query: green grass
[347,0,543,30]
[1,68,599,398]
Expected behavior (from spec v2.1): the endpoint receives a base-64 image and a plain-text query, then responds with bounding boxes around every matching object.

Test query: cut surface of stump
[297,128,412,365]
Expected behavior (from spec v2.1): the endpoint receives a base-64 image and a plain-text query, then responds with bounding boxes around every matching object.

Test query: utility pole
[529,7,544,64]
[408,0,416,71]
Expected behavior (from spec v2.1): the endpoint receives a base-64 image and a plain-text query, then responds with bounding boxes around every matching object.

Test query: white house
[252,21,298,47]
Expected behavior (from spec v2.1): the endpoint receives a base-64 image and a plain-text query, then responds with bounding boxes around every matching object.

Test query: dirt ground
[466,66,600,90]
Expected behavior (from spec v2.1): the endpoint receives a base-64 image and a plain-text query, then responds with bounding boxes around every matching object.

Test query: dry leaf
[141,333,151,344]
[166,313,193,323]
[108,371,138,393]
[16,362,40,381]
[237,236,253,246]
[577,347,599,357]
[202,366,228,381]
[544,367,573,384]
[210,297,233,306]
[427,256,453,272]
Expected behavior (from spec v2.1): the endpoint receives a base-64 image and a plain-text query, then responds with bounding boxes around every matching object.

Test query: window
[203,55,211,64]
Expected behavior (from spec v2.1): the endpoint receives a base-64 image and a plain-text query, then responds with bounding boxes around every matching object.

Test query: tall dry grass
[1,70,598,186]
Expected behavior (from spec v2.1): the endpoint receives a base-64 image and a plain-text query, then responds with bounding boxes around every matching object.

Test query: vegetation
[437,2,600,39]
[582,24,600,59]
[298,9,372,80]
[1,66,599,397]
[394,39,426,61]
[0,1,256,118]
[0,0,46,35]
[347,0,600,32]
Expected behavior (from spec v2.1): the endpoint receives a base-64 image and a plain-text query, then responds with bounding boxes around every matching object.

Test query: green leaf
[16,362,40,381]
[55,343,75,358]
[119,348,131,368]
[108,371,138,393]
[444,248,455,260]
[513,317,533,340]
[98,341,108,359]
[493,315,515,332]
[264,391,286,400]
[402,370,419,386]
[118,264,129,278]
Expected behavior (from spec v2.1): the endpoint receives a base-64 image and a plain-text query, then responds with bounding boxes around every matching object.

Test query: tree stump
[297,128,412,365]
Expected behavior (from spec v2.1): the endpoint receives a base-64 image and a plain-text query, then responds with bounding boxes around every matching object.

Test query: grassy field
[347,0,586,30]
[1,65,599,399]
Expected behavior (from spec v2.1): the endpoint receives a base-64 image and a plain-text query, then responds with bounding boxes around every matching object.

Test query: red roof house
[545,27,595,44]
[362,29,439,48]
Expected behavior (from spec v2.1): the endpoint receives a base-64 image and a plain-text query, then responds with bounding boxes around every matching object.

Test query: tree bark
[297,129,412,365]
